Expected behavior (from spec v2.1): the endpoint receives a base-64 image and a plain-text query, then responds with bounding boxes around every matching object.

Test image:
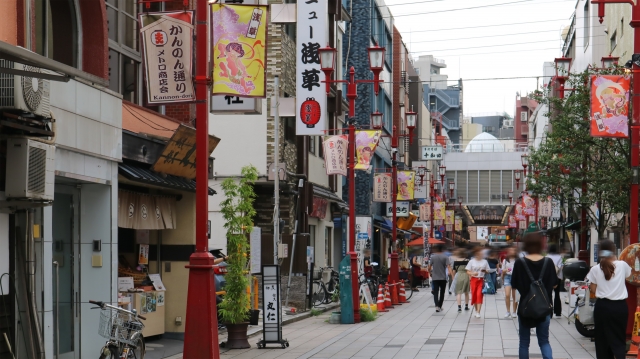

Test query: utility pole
[274,75,280,265]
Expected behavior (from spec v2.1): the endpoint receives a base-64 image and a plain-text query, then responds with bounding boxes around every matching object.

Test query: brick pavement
[163,286,597,359]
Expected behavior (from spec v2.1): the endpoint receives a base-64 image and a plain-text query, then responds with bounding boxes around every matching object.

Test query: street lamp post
[521,154,529,178]
[514,170,522,190]
[508,190,513,205]
[320,44,393,323]
[553,57,573,100]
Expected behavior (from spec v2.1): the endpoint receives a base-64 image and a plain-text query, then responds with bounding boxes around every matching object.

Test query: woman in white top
[586,240,632,359]
[501,247,518,318]
[467,246,490,318]
[545,244,563,317]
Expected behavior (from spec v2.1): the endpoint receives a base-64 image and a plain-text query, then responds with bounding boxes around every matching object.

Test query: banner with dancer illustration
[590,75,630,138]
[433,201,445,220]
[509,215,517,228]
[397,171,416,200]
[140,11,195,104]
[354,130,381,170]
[211,4,267,97]
[444,210,454,225]
[322,135,348,176]
[455,217,462,231]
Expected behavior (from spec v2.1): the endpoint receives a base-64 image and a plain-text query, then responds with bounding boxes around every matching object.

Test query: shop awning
[119,162,216,195]
[373,215,392,233]
[564,220,582,231]
[407,237,445,246]
[313,184,348,211]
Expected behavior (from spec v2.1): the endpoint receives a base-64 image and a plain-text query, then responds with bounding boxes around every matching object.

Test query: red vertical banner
[590,75,630,138]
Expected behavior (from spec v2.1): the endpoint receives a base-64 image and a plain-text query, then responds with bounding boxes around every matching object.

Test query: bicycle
[90,300,146,359]
[311,280,327,307]
[311,267,340,306]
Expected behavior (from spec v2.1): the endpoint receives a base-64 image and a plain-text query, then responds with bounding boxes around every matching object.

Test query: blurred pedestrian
[487,250,500,293]
[502,246,518,318]
[545,244,563,317]
[467,246,490,318]
[587,239,631,359]
[451,247,470,312]
[428,244,451,312]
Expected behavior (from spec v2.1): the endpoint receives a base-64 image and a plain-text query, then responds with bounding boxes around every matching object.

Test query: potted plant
[219,165,258,349]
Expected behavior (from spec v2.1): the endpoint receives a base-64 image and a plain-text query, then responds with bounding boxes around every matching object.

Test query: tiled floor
[163,286,597,359]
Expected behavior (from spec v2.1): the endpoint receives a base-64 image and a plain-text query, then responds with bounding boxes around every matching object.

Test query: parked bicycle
[90,300,146,359]
[312,266,340,306]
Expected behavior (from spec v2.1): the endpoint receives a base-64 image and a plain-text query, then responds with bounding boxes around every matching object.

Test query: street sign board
[211,95,261,114]
[421,145,443,160]
[386,202,410,217]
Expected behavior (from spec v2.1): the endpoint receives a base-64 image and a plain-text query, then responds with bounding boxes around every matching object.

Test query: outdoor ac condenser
[5,138,55,201]
[0,60,51,117]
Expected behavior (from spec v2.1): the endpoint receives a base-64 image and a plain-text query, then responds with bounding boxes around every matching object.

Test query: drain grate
[424,339,446,345]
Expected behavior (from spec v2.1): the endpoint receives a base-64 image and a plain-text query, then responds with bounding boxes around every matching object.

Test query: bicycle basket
[98,308,145,346]
[313,268,323,281]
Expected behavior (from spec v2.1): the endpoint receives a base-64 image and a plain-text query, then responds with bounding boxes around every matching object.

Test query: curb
[244,302,341,339]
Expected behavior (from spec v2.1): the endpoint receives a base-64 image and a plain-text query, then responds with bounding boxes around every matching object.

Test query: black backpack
[519,257,553,320]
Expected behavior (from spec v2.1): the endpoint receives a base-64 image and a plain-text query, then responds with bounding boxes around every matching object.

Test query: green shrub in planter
[359,308,377,322]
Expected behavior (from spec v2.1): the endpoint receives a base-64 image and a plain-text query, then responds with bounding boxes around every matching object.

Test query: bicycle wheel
[405,279,414,301]
[367,279,377,300]
[128,335,145,359]
[312,281,326,307]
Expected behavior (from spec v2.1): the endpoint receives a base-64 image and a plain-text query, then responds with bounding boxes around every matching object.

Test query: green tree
[218,165,258,324]
[528,67,630,239]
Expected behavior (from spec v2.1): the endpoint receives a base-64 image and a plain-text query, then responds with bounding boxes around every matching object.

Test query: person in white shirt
[467,246,490,318]
[501,246,518,318]
[586,240,632,359]
[545,244,563,317]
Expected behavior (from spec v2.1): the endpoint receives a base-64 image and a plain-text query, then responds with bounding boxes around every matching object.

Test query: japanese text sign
[433,201,445,220]
[140,11,195,105]
[354,130,381,170]
[590,75,630,138]
[386,202,409,217]
[323,135,348,176]
[421,145,443,160]
[397,171,416,200]
[373,173,392,202]
[296,0,328,135]
[538,196,552,217]
[419,203,430,221]
[211,4,267,97]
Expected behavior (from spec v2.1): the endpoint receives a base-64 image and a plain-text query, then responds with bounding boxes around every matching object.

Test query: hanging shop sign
[445,224,453,232]
[590,75,630,138]
[210,95,261,113]
[152,125,220,179]
[295,0,328,135]
[386,202,410,217]
[373,173,392,202]
[412,161,428,199]
[538,196,552,217]
[419,203,430,221]
[509,215,517,228]
[519,220,527,229]
[140,11,196,105]
[421,145,443,160]
[397,171,416,200]
[444,210,454,225]
[354,130,382,170]
[323,135,348,176]
[551,198,561,220]
[309,197,328,219]
[118,190,177,230]
[433,201,445,221]
[211,4,267,97]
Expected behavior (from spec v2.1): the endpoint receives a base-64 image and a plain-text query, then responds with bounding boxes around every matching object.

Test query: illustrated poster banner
[509,215,517,228]
[445,210,454,225]
[590,75,630,138]
[522,193,536,216]
[397,171,416,200]
[296,0,328,135]
[433,201,445,220]
[211,4,267,97]
[515,202,526,221]
[373,173,392,202]
[455,217,462,231]
[354,131,381,170]
[140,11,196,105]
[323,135,348,176]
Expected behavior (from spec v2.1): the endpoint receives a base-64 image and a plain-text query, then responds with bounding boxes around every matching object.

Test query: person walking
[502,246,519,318]
[428,244,451,312]
[452,247,470,312]
[586,239,631,359]
[511,230,557,359]
[487,249,500,293]
[467,246,490,318]
[545,244,563,317]
[410,255,423,291]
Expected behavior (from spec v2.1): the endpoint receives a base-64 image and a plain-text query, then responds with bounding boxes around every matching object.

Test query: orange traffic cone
[384,283,392,308]
[391,281,400,305]
[399,283,408,303]
[376,285,388,312]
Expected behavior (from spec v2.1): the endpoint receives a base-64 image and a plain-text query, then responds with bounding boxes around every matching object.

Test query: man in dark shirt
[428,244,452,312]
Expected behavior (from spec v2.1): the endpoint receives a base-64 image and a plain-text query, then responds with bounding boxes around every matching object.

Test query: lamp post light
[448,180,455,198]
[458,195,463,210]
[508,190,514,205]
[320,44,388,324]
[601,55,620,68]
[554,57,573,99]
[521,153,529,178]
[514,170,522,190]
[439,165,446,188]
[416,167,427,186]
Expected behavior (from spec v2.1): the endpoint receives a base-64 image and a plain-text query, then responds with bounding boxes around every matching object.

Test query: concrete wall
[444,151,523,171]
[604,3,633,65]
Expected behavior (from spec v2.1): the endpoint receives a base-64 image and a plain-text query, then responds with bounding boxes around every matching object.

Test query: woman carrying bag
[467,246,490,318]
[586,240,631,359]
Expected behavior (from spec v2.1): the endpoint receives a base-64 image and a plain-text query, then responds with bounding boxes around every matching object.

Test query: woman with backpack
[586,240,631,359]
[511,231,557,359]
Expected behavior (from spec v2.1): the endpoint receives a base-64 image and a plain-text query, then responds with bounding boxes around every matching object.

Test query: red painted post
[348,124,360,323]
[390,127,399,283]
[182,0,220,357]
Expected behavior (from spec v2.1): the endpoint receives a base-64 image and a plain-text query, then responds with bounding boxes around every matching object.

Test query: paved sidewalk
[160,286,596,359]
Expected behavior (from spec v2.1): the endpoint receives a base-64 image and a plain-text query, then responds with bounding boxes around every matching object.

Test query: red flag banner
[590,75,630,138]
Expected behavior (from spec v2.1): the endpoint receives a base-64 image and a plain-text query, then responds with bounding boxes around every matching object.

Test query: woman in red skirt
[466,246,490,318]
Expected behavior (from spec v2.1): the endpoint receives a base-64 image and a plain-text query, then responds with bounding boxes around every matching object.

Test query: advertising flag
[509,215,517,228]
[354,130,381,170]
[373,173,392,202]
[419,203,430,221]
[140,11,195,105]
[455,217,462,231]
[445,210,454,225]
[211,4,267,97]
[322,135,348,176]
[433,201,445,220]
[397,171,416,200]
[590,75,630,138]
[539,196,552,217]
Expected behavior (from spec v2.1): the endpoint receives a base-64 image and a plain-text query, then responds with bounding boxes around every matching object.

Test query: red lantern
[300,97,321,128]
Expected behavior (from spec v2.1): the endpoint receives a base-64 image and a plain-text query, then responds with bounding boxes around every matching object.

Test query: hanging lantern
[300,98,321,128]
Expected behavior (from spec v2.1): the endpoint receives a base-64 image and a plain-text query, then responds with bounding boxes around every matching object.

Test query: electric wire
[124,105,175,132]
[126,104,177,131]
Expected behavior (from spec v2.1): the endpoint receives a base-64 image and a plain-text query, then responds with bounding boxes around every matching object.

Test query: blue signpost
[339,256,354,324]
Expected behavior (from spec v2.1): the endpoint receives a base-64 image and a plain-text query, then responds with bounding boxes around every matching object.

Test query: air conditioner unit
[5,138,55,201]
[0,60,51,117]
